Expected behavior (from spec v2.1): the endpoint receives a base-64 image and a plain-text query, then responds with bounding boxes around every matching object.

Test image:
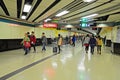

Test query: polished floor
[0,43,120,80]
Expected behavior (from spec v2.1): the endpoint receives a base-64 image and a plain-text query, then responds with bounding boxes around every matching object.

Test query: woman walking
[57,34,63,53]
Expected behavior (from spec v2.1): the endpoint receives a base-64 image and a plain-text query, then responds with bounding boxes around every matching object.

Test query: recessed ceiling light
[65,24,73,28]
[23,4,32,12]
[21,15,26,19]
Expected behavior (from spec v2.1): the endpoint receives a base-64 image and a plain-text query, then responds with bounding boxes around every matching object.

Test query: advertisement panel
[43,23,57,28]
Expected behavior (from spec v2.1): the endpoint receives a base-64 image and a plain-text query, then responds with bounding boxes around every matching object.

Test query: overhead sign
[43,23,58,28]
[81,18,88,22]
[80,18,88,28]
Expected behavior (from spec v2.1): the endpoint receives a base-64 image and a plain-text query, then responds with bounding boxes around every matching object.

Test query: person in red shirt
[30,31,36,53]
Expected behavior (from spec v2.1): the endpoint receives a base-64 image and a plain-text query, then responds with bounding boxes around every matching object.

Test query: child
[21,33,30,55]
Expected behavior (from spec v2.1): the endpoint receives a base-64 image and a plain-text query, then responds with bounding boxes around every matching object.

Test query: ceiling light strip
[83,14,98,18]
[56,10,69,17]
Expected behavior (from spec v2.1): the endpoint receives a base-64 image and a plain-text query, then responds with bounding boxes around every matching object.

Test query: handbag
[24,41,31,48]
[84,43,89,46]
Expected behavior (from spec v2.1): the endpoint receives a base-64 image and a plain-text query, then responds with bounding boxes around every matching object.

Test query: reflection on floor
[0,43,120,80]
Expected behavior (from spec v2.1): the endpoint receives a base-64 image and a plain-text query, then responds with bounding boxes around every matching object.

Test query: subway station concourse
[0,0,120,80]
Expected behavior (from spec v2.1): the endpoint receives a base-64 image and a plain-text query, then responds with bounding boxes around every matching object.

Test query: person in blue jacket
[72,34,76,47]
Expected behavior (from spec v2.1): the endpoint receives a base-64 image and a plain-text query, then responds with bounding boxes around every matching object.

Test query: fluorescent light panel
[65,24,73,28]
[83,14,98,18]
[44,18,52,22]
[83,0,95,2]
[56,10,69,17]
[21,15,26,19]
[23,4,32,12]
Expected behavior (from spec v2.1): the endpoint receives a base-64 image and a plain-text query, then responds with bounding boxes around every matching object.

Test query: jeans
[85,46,89,53]
[90,44,95,54]
[72,41,75,47]
[97,45,101,54]
[31,43,36,52]
[42,43,46,51]
[24,47,29,55]
[58,45,61,53]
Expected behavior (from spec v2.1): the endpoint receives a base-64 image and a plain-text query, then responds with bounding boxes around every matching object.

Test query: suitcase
[53,47,57,53]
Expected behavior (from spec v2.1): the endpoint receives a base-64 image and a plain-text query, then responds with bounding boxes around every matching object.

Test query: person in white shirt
[83,34,90,53]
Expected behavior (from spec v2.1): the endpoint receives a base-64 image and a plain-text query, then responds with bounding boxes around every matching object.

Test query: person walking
[83,34,90,53]
[65,36,69,44]
[30,31,36,53]
[70,36,73,45]
[57,34,63,53]
[96,35,103,54]
[72,34,76,47]
[21,33,30,55]
[27,32,31,51]
[41,33,47,51]
[89,35,97,54]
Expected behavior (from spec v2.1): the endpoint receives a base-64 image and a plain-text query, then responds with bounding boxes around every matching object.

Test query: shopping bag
[84,43,89,46]
[24,41,31,48]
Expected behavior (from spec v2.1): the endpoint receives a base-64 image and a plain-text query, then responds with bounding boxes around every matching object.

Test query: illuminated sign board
[43,23,57,28]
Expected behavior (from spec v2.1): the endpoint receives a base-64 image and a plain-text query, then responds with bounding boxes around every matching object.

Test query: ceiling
[0,0,120,34]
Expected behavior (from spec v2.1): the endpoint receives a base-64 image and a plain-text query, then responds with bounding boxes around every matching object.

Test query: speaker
[90,23,97,26]
[57,27,61,30]
[92,27,97,30]
[77,28,81,30]
[67,28,71,30]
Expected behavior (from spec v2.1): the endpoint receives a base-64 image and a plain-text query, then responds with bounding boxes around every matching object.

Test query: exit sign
[80,18,88,28]
[81,18,88,22]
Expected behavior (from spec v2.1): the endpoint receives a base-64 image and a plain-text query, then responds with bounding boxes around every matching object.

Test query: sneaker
[58,52,60,54]
[24,53,27,55]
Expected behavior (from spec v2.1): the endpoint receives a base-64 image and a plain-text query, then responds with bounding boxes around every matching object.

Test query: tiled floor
[0,43,120,80]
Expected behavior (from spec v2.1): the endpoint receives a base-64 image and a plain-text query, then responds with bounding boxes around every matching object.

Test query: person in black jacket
[89,35,96,54]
